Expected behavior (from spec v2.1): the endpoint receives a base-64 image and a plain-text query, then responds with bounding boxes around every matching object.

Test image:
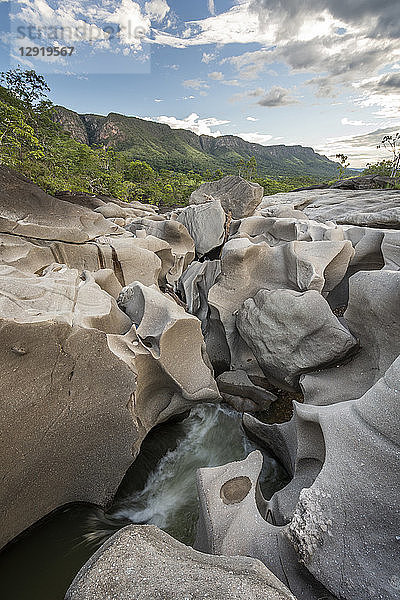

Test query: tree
[378,133,400,178]
[0,100,43,167]
[0,67,50,106]
[335,154,350,179]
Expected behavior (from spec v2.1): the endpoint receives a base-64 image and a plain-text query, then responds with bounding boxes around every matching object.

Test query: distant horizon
[1,0,399,168]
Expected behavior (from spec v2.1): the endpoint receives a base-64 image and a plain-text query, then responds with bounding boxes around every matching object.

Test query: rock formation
[190,175,264,219]
[65,525,297,600]
[1,166,399,600]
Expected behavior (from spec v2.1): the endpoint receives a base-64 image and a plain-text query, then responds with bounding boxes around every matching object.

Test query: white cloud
[317,126,400,167]
[246,116,258,121]
[208,71,224,81]
[202,52,217,64]
[208,0,215,16]
[341,118,372,126]
[183,78,210,90]
[151,112,230,136]
[154,98,163,102]
[238,132,273,144]
[145,0,170,23]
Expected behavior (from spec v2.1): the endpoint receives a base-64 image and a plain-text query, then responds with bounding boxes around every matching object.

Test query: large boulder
[190,175,264,219]
[65,525,297,600]
[0,265,137,549]
[117,282,220,406]
[0,167,121,242]
[208,238,354,372]
[176,199,226,257]
[236,289,357,389]
[301,269,400,405]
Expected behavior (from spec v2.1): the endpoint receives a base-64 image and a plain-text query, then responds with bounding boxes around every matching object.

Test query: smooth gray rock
[382,231,400,270]
[217,370,277,412]
[0,265,137,549]
[65,525,297,600]
[302,269,400,405]
[237,289,358,389]
[118,282,220,406]
[190,175,264,219]
[0,166,122,242]
[257,189,400,228]
[176,199,226,257]
[196,356,400,600]
[236,216,344,246]
[126,218,195,282]
[177,260,221,329]
[208,238,354,373]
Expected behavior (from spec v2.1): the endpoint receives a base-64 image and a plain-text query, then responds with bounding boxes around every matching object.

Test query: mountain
[54,106,342,179]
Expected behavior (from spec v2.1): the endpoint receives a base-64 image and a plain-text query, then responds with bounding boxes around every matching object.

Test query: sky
[0,0,399,167]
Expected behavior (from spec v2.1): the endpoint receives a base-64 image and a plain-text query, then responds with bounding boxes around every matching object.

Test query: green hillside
[55,107,343,179]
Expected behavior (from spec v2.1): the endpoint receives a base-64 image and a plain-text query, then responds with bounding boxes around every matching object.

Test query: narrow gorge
[0,168,399,600]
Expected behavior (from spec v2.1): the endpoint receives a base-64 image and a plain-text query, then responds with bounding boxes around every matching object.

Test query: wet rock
[65,525,297,600]
[176,199,226,257]
[236,289,357,389]
[190,175,264,219]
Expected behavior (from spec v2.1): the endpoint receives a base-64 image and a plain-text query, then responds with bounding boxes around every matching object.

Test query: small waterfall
[85,403,287,547]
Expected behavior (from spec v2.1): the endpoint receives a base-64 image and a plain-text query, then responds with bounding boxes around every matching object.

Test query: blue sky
[1,0,399,166]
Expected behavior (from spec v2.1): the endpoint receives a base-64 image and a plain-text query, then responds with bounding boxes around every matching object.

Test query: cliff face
[54,107,341,178]
[53,107,90,145]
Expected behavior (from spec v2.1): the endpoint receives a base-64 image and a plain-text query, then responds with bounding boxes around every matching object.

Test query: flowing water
[0,404,289,600]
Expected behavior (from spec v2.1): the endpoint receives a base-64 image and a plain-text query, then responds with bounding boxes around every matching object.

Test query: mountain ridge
[54,106,343,179]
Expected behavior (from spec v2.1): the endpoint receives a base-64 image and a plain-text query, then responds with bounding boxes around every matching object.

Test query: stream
[0,404,289,600]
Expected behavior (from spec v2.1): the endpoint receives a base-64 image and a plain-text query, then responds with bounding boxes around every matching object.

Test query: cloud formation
[151,113,230,136]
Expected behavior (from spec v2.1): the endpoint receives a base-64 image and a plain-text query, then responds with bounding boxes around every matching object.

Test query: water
[0,404,288,600]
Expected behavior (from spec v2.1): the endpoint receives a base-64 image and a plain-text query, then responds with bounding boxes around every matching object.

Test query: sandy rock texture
[65,525,297,600]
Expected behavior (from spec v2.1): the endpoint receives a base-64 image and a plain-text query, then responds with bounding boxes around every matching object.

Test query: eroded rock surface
[65,525,297,600]
[237,289,357,389]
[190,175,264,219]
[176,199,226,257]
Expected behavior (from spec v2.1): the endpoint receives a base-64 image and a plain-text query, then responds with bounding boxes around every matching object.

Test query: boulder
[190,175,264,219]
[0,167,122,242]
[118,282,220,405]
[65,525,297,600]
[176,199,226,257]
[208,238,354,372]
[217,370,277,412]
[0,265,138,549]
[301,269,400,405]
[236,289,357,389]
